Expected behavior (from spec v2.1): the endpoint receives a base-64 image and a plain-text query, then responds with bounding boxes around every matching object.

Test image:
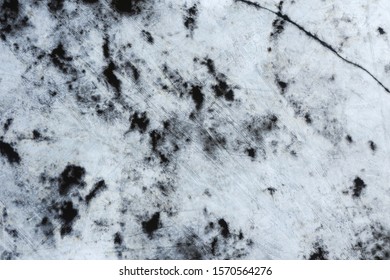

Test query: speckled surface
[1,0,390,259]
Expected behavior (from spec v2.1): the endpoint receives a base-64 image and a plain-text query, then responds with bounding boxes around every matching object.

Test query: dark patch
[141,30,154,44]
[85,180,107,204]
[354,223,390,260]
[271,18,285,37]
[246,114,279,142]
[308,244,329,260]
[238,230,244,240]
[126,62,140,81]
[82,0,98,3]
[111,0,145,15]
[58,164,86,196]
[202,129,227,156]
[54,201,79,237]
[378,27,386,35]
[149,130,163,152]
[1,250,18,260]
[0,0,28,35]
[102,37,110,59]
[5,228,18,238]
[276,78,288,94]
[218,219,230,238]
[37,216,54,238]
[176,233,204,260]
[210,237,218,256]
[32,129,41,140]
[188,85,204,110]
[213,77,235,101]
[267,187,276,196]
[267,47,272,52]
[0,139,21,164]
[141,212,161,238]
[277,0,284,11]
[304,113,312,124]
[246,147,256,158]
[129,111,149,133]
[103,61,121,96]
[368,140,377,151]
[50,43,74,74]
[345,135,353,143]
[114,232,123,245]
[3,118,13,132]
[183,4,198,36]
[48,0,64,13]
[95,100,117,120]
[351,176,366,198]
[201,58,216,75]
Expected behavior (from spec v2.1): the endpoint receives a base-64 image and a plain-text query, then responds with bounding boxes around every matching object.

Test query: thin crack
[235,0,390,94]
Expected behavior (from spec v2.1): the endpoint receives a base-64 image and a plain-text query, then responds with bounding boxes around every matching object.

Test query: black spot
[308,245,328,260]
[264,114,278,131]
[176,233,203,260]
[102,37,109,59]
[188,85,204,110]
[352,176,366,198]
[149,130,163,152]
[85,180,107,204]
[37,216,54,238]
[111,0,145,15]
[345,135,353,143]
[127,62,140,81]
[129,111,149,133]
[183,4,198,35]
[0,140,20,164]
[368,141,377,151]
[141,212,161,238]
[141,30,154,44]
[58,164,86,196]
[276,78,288,94]
[378,27,386,35]
[158,152,169,164]
[0,0,27,35]
[103,61,121,96]
[1,250,18,260]
[238,230,244,240]
[5,228,18,238]
[304,113,312,124]
[212,78,234,101]
[277,0,284,11]
[246,147,256,158]
[201,58,216,75]
[3,118,13,132]
[218,219,230,238]
[32,130,41,140]
[114,232,123,245]
[202,130,227,156]
[267,187,276,196]
[210,237,218,256]
[82,0,98,4]
[48,0,64,13]
[50,43,73,73]
[57,201,78,236]
[271,18,285,37]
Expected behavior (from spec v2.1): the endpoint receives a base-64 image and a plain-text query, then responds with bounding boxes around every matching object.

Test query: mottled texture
[0,0,390,259]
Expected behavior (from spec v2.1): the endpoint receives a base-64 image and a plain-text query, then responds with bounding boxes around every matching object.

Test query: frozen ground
[0,0,390,259]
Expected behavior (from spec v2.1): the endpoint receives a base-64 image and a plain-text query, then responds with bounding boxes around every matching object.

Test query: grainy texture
[0,0,390,259]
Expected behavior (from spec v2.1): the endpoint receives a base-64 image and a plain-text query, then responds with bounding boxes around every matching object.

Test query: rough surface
[0,0,390,259]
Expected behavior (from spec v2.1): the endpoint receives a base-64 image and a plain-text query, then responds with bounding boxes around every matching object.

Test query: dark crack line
[235,0,390,94]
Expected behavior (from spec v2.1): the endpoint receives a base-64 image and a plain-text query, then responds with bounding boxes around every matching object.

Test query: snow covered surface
[0,0,389,259]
